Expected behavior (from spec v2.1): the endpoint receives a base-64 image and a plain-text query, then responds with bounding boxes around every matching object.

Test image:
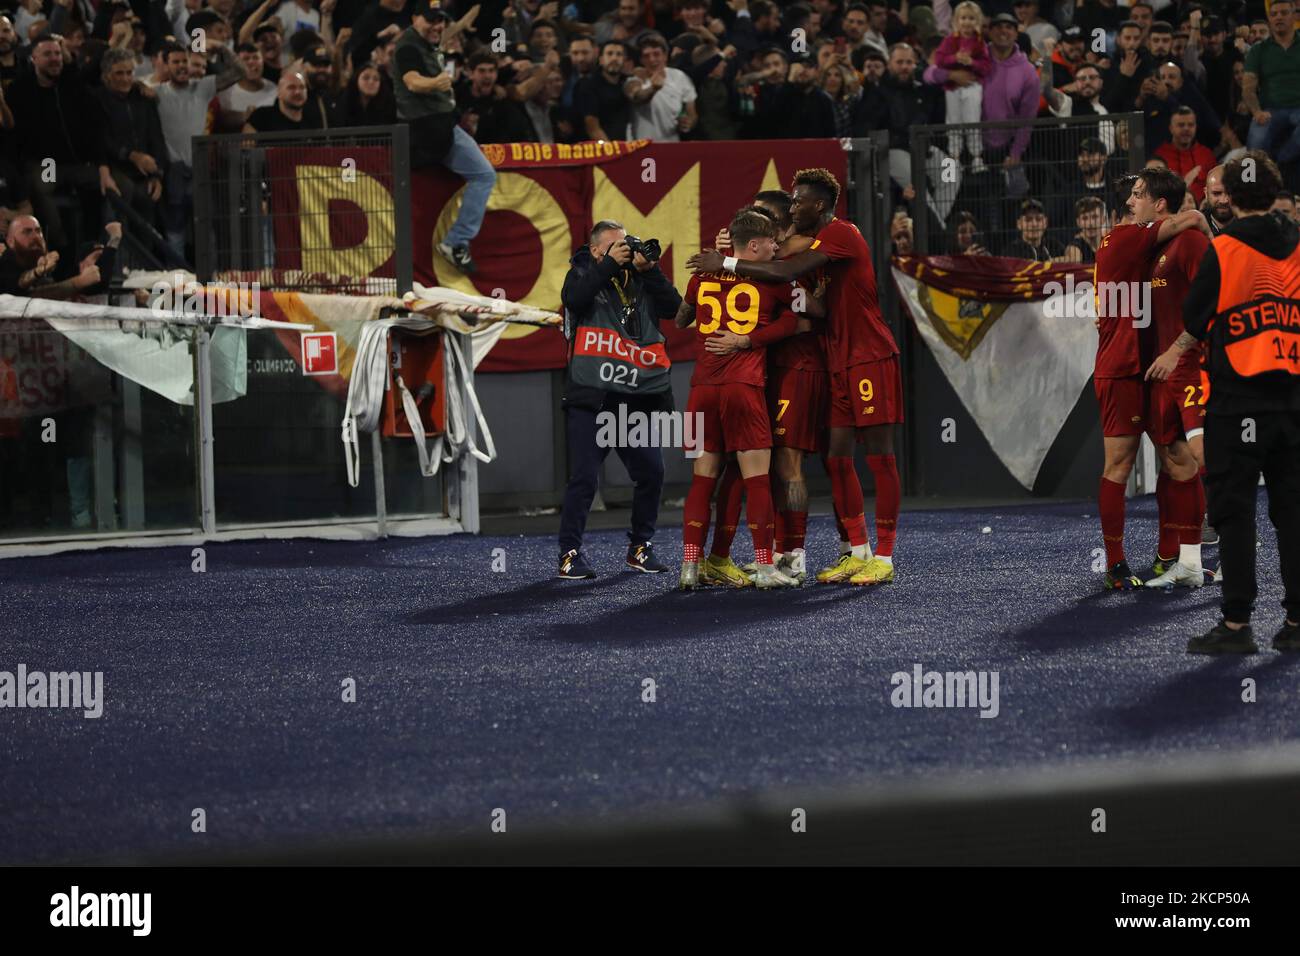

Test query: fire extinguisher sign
[301,332,339,376]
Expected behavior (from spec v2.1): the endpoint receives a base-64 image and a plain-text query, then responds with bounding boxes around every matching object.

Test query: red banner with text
[268,139,847,372]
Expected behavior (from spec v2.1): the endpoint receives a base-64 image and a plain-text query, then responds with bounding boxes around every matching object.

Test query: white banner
[894,267,1096,490]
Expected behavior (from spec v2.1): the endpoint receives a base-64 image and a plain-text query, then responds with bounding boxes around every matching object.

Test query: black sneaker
[558,548,596,579]
[1187,620,1258,655]
[437,241,478,275]
[1103,560,1142,590]
[1201,519,1219,546]
[626,541,667,573]
[1273,620,1300,652]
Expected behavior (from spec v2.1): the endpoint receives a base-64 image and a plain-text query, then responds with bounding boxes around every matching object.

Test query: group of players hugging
[678,167,903,590]
[677,164,1219,593]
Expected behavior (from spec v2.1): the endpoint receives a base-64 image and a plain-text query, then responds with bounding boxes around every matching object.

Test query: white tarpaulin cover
[893,267,1096,490]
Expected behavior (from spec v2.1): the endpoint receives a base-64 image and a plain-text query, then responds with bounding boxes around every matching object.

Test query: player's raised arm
[686,246,829,282]
[1156,208,1212,243]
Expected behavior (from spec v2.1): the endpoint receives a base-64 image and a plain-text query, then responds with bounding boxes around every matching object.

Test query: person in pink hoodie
[934,1,993,171]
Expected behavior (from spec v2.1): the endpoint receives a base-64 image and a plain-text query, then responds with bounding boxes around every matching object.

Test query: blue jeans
[1247,107,1300,164]
[442,125,497,248]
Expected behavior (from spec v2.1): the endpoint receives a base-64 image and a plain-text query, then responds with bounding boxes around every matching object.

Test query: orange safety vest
[1210,234,1300,378]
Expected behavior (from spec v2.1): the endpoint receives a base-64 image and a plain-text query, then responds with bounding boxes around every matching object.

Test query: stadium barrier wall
[136,745,1300,866]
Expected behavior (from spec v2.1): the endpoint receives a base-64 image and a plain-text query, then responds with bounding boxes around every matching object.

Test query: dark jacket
[94,85,169,179]
[852,74,944,149]
[1184,212,1300,415]
[753,83,837,140]
[6,70,106,166]
[560,245,681,411]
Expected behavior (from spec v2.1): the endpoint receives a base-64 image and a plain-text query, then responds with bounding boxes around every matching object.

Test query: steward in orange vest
[1182,151,1300,654]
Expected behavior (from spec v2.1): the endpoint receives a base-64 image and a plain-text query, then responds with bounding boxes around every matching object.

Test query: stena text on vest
[567,269,673,395]
[1210,235,1300,379]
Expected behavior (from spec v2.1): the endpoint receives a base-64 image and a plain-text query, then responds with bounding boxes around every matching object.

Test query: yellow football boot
[849,557,895,586]
[700,553,753,588]
[816,554,873,583]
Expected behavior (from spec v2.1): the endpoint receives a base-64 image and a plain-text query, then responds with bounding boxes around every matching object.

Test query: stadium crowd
[0,0,1297,277]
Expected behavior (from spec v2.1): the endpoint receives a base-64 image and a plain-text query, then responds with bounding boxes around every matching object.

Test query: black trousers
[558,401,665,555]
[1204,410,1300,624]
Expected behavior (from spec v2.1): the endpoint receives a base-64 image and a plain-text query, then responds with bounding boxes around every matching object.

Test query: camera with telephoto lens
[623,236,661,262]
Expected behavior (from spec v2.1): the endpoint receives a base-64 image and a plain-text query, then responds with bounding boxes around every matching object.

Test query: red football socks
[866,454,900,557]
[1171,475,1203,545]
[683,474,717,563]
[1197,467,1208,528]
[1156,470,1177,559]
[826,455,868,547]
[709,464,743,559]
[1099,477,1127,566]
[783,509,808,552]
[744,474,776,565]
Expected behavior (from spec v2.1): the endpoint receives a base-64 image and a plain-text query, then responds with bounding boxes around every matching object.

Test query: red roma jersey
[769,267,827,371]
[1094,221,1162,378]
[1150,229,1209,384]
[687,270,795,387]
[809,218,898,371]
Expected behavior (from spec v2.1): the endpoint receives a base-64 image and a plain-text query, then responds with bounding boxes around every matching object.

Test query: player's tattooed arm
[686,247,830,280]
[674,298,696,329]
[1145,331,1198,381]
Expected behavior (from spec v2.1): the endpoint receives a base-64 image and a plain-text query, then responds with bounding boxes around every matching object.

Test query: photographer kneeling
[557,221,682,579]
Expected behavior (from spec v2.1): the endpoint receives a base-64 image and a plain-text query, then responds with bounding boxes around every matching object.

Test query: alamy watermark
[50,886,150,936]
[150,273,260,319]
[595,404,706,459]
[890,664,999,718]
[0,665,103,718]
[1043,275,1151,328]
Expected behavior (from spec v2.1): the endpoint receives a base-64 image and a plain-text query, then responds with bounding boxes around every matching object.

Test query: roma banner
[263,138,848,373]
[892,256,1096,490]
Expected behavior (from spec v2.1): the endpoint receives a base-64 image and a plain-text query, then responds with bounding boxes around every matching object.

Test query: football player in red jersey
[706,191,834,585]
[1144,187,1218,585]
[675,208,824,589]
[687,168,903,587]
[1093,169,1211,589]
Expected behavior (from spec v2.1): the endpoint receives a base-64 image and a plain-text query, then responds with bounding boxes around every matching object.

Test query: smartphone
[834,36,847,55]
[443,60,456,78]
